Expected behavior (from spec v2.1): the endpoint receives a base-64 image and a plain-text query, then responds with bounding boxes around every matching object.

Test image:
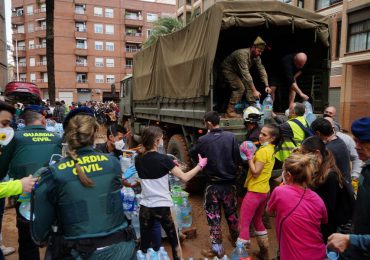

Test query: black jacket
[190,128,240,184]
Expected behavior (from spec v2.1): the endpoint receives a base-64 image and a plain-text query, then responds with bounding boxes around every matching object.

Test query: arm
[348,141,362,179]
[0,180,22,198]
[293,71,302,80]
[171,165,202,182]
[0,139,15,178]
[328,233,370,253]
[247,160,265,178]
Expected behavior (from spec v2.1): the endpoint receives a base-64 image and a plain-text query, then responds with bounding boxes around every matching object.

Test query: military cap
[253,36,266,51]
[63,106,95,130]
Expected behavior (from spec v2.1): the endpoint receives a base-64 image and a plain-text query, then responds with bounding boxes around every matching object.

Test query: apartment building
[0,0,7,91]
[177,0,370,130]
[11,0,176,104]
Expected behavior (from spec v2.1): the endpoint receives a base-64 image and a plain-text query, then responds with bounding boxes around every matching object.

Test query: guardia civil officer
[0,105,61,260]
[30,107,136,259]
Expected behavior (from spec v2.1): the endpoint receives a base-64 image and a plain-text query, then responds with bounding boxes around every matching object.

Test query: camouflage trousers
[204,184,239,244]
[222,69,254,104]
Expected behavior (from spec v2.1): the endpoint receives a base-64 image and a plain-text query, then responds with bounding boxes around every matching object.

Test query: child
[267,153,328,260]
[238,124,280,259]
[135,126,207,260]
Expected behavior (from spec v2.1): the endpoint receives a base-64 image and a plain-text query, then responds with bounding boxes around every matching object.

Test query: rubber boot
[225,104,241,118]
[255,234,269,260]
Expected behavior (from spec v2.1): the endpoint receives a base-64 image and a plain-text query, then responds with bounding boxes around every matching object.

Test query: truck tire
[167,134,191,168]
[167,134,205,194]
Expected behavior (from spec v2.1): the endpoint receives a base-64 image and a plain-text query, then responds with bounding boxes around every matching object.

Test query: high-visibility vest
[275,116,308,162]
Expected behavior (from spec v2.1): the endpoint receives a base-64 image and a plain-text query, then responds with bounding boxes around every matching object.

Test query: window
[29,40,35,49]
[28,23,34,33]
[76,22,86,32]
[76,39,87,49]
[126,28,141,36]
[30,73,36,82]
[29,57,35,66]
[17,41,26,51]
[125,11,142,20]
[76,56,87,66]
[19,58,26,67]
[279,0,292,3]
[348,19,370,53]
[94,24,103,34]
[126,59,133,68]
[75,4,85,14]
[95,57,104,67]
[41,72,48,83]
[105,25,114,35]
[106,58,114,67]
[147,29,152,38]
[95,74,104,83]
[315,0,342,11]
[94,7,103,17]
[126,44,139,52]
[105,8,114,18]
[297,0,304,8]
[76,73,87,83]
[336,21,342,58]
[40,4,46,12]
[147,13,158,22]
[106,75,115,83]
[26,5,33,15]
[17,25,24,33]
[15,8,24,16]
[106,42,114,51]
[95,41,104,50]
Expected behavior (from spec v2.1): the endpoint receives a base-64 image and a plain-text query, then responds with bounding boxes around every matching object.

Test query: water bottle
[231,241,250,260]
[326,246,339,260]
[254,99,262,111]
[19,201,32,220]
[262,94,273,122]
[136,250,146,260]
[303,101,316,125]
[120,156,132,174]
[158,247,170,260]
[147,248,159,260]
[174,204,183,231]
[131,212,140,239]
[181,196,192,229]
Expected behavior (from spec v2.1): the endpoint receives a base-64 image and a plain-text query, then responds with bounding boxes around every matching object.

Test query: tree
[142,17,183,49]
[46,0,55,105]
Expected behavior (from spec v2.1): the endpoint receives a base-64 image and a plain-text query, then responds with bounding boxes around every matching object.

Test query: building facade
[0,0,7,91]
[177,0,370,130]
[11,0,176,104]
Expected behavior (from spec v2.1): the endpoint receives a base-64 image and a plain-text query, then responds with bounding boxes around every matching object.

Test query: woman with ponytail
[135,126,207,260]
[267,153,328,260]
[301,136,353,242]
[31,107,136,260]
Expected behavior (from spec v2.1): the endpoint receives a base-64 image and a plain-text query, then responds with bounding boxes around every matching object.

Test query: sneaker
[0,245,15,256]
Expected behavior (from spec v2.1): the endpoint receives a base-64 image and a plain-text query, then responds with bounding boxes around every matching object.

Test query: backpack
[291,118,314,139]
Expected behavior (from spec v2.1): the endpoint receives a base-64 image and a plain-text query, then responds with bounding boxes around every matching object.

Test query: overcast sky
[5,0,11,44]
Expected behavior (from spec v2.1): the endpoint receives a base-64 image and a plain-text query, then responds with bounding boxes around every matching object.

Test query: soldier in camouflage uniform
[221,37,270,118]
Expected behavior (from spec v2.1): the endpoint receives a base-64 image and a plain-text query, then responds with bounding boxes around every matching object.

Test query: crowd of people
[0,95,369,260]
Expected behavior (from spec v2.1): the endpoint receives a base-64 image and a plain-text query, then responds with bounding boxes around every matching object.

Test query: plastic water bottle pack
[231,241,251,260]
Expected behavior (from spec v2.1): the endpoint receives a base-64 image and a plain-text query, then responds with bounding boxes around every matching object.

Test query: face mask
[114,139,125,151]
[159,139,164,148]
[261,141,270,146]
[281,171,287,184]
[0,127,14,146]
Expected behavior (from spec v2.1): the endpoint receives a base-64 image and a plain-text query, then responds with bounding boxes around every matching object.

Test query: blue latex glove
[123,165,137,179]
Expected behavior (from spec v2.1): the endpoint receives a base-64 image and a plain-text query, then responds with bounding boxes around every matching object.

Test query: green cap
[253,36,266,50]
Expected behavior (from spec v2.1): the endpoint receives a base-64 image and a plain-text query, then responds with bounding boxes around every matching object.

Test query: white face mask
[114,139,125,151]
[0,127,14,146]
[159,139,164,148]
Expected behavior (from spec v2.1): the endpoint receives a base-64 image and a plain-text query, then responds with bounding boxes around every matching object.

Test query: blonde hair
[283,153,316,186]
[65,115,99,187]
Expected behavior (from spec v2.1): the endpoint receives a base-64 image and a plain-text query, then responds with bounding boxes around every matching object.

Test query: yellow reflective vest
[275,116,308,162]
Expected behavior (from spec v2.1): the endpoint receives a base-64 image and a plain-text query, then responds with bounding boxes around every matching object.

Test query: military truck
[120,1,330,166]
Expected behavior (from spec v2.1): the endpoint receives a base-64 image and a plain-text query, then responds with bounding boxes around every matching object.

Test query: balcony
[75,28,87,38]
[76,79,88,88]
[124,32,143,43]
[74,47,88,56]
[36,78,48,83]
[124,18,143,27]
[74,12,87,21]
[76,61,89,72]
[13,32,25,41]
[34,9,46,20]
[34,25,46,37]
[15,46,26,57]
[34,61,47,72]
[34,43,46,55]
[16,63,27,73]
[11,15,24,25]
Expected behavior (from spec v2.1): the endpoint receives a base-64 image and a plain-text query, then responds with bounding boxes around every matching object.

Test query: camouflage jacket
[221,48,268,88]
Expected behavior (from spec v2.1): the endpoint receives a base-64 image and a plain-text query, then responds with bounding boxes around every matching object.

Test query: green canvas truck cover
[132,0,330,101]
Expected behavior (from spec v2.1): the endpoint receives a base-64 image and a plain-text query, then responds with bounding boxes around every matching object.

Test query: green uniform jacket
[0,125,62,180]
[221,48,268,88]
[0,180,22,198]
[31,147,128,244]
